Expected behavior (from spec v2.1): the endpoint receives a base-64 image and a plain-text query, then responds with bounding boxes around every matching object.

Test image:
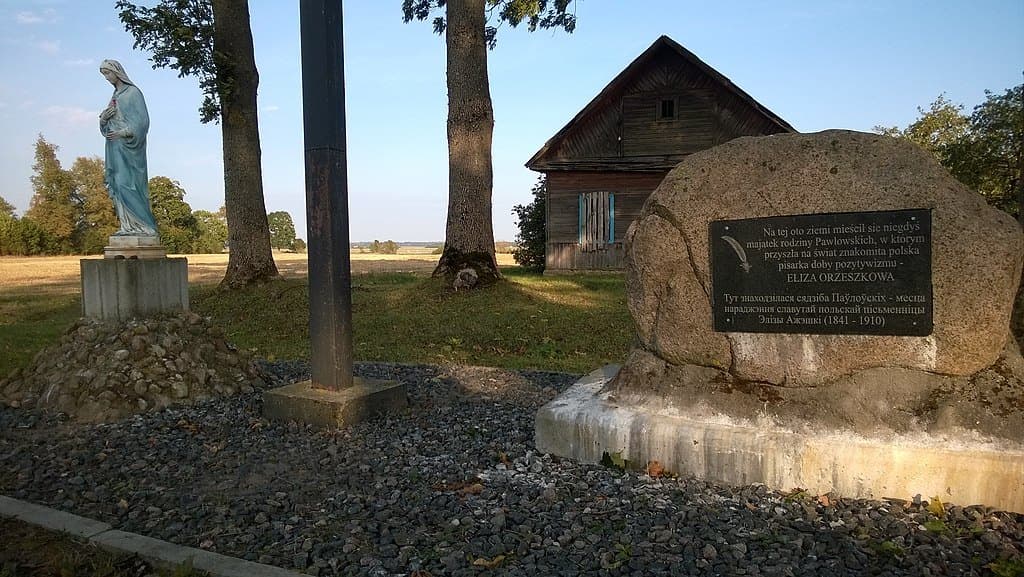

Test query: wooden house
[526,35,796,271]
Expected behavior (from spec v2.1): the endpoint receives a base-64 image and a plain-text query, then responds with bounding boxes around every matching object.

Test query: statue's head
[100,59,133,87]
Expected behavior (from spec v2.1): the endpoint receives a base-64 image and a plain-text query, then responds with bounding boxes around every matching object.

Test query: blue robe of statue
[100,83,158,236]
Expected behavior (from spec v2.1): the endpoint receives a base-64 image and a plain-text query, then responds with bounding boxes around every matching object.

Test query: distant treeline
[0,136,302,256]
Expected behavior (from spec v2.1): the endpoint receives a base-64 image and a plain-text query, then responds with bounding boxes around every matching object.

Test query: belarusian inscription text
[710,209,932,335]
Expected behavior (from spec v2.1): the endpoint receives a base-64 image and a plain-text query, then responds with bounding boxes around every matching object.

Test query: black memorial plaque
[710,209,932,335]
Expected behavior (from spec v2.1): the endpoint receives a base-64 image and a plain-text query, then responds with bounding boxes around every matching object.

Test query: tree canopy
[149,176,199,253]
[402,0,575,288]
[26,136,76,253]
[193,209,228,253]
[0,135,233,256]
[119,0,279,287]
[402,0,576,48]
[267,210,297,250]
[116,0,219,123]
[876,84,1023,221]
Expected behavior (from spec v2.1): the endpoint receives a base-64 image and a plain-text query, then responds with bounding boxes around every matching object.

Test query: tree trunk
[434,0,501,288]
[212,0,278,289]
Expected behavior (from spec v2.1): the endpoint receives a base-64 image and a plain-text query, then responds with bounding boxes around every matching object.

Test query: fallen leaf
[646,460,665,478]
[744,502,758,511]
[432,477,484,494]
[927,496,945,517]
[817,494,831,507]
[472,554,506,568]
[410,571,434,577]
[498,451,510,465]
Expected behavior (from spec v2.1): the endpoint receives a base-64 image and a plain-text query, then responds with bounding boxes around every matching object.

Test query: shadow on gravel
[1,361,1021,577]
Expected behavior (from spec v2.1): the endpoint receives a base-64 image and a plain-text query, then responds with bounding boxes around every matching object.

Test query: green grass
[0,292,81,378]
[191,268,632,373]
[2,268,633,375]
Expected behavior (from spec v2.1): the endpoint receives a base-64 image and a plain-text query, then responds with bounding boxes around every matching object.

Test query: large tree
[402,0,575,287]
[25,136,76,254]
[945,85,1024,222]
[118,0,278,288]
[69,156,118,254]
[876,85,1023,221]
[149,176,199,253]
[266,210,297,250]
[192,209,228,253]
[874,95,970,158]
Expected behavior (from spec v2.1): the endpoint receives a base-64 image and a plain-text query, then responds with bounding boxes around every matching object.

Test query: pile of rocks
[0,313,265,423]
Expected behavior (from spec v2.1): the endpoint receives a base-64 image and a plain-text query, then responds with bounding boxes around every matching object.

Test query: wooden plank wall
[547,242,625,271]
[543,48,789,167]
[545,171,667,271]
[622,89,716,157]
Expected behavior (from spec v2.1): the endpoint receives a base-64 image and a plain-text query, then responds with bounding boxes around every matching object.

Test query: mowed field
[0,250,518,295]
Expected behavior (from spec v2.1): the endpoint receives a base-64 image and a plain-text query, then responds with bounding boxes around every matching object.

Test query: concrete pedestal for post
[262,378,407,429]
[80,256,188,321]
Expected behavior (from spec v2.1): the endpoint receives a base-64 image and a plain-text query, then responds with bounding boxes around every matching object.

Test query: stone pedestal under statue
[103,235,167,259]
[81,236,187,321]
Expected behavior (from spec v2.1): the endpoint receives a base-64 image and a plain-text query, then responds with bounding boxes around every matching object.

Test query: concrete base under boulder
[536,366,1024,514]
[263,379,408,429]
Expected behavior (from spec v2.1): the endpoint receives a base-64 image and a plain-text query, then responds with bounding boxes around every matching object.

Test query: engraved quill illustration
[721,235,751,273]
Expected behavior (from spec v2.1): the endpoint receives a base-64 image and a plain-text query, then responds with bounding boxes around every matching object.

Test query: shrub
[512,175,546,272]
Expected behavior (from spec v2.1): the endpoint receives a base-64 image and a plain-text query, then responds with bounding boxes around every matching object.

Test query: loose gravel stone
[0,360,1021,576]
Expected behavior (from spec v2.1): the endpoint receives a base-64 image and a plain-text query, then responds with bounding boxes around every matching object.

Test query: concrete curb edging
[0,495,308,577]
[535,366,1024,514]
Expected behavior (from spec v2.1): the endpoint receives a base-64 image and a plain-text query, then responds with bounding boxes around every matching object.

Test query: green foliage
[876,84,1023,219]
[267,210,297,250]
[1,136,212,256]
[402,0,577,48]
[922,519,949,534]
[988,557,1024,577]
[70,156,117,254]
[116,0,220,123]
[369,239,400,254]
[944,85,1024,218]
[192,209,228,253]
[0,214,51,256]
[874,95,969,156]
[149,176,199,253]
[25,135,76,253]
[292,238,307,253]
[0,196,14,217]
[512,175,546,271]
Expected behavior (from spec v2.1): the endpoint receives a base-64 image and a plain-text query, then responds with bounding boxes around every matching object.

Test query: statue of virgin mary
[99,59,159,237]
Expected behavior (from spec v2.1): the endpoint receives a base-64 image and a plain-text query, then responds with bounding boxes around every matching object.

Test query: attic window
[658,98,676,120]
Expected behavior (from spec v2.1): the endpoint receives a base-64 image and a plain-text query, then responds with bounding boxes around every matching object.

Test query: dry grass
[0,250,634,375]
[0,251,517,294]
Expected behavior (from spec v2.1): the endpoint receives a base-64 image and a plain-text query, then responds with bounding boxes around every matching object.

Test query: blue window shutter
[609,193,615,244]
[578,193,583,246]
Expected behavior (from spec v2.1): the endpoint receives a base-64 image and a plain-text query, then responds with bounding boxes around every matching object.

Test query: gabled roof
[526,35,796,171]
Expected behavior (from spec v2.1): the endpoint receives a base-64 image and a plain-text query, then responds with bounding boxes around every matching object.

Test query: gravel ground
[1,361,1021,577]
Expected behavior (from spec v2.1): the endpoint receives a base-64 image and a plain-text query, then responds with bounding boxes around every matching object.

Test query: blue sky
[1,1,1021,242]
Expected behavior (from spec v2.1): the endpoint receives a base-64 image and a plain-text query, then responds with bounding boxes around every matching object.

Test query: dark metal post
[300,0,352,391]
